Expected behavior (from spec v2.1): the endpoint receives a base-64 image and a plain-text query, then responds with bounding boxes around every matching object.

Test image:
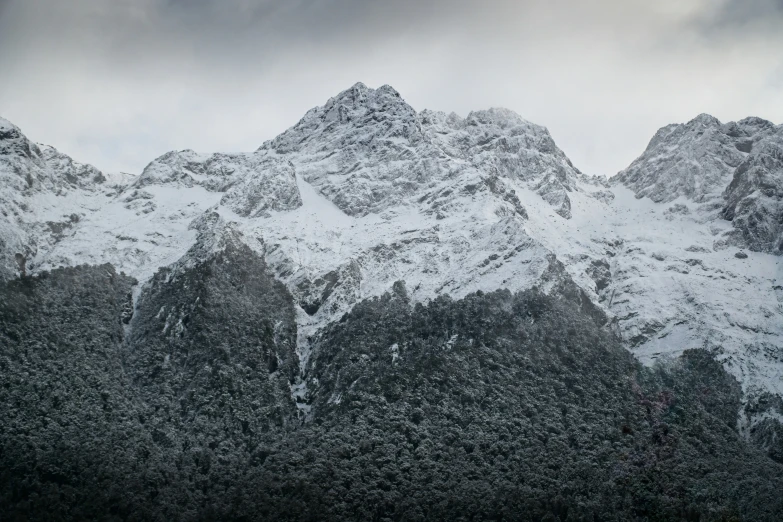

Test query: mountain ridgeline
[1,84,783,520]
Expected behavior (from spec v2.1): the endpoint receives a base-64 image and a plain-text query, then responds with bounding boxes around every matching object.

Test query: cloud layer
[1,0,781,175]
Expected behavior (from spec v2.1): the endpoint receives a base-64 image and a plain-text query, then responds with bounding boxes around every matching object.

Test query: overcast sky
[0,0,781,176]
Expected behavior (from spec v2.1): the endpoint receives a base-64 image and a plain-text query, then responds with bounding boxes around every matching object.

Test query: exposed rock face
[0,118,109,198]
[257,83,583,218]
[0,117,122,279]
[613,113,783,255]
[586,257,612,293]
[219,159,301,217]
[260,83,435,217]
[420,107,582,218]
[137,148,304,214]
[607,115,783,455]
[722,133,783,253]
[38,143,107,187]
[615,114,775,204]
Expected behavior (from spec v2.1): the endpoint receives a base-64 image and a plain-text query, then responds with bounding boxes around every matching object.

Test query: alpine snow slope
[1,83,781,453]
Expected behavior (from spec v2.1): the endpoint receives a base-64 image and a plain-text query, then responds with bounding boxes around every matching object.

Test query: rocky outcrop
[613,113,783,254]
[614,114,776,204]
[260,83,438,216]
[722,133,783,253]
[219,158,302,217]
[420,107,582,218]
[258,84,584,218]
[136,148,304,216]
[0,118,123,280]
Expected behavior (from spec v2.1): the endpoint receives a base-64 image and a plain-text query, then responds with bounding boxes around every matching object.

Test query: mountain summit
[255,82,584,218]
[613,113,783,253]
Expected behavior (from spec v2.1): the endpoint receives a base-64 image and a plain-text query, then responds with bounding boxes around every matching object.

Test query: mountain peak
[0,116,36,158]
[736,116,775,131]
[613,113,778,203]
[324,82,405,110]
[376,83,401,97]
[688,113,721,127]
[0,116,19,134]
[465,107,533,129]
[260,82,420,156]
[330,81,370,103]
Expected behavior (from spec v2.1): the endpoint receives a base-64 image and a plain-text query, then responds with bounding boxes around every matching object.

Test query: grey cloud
[0,0,781,177]
[687,0,783,47]
[702,0,783,27]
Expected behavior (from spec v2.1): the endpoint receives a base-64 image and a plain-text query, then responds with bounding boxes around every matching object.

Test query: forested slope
[2,255,782,520]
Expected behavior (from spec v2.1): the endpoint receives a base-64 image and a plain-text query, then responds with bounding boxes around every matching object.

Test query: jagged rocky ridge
[0,117,128,280]
[1,83,783,517]
[615,113,783,253]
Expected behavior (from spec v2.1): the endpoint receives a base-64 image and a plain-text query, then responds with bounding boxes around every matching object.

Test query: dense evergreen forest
[2,245,782,520]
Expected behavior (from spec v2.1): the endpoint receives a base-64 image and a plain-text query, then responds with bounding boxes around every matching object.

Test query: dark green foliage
[744,393,783,463]
[0,265,157,520]
[294,284,783,521]
[1,258,782,521]
[0,244,302,521]
[649,349,743,431]
[125,241,300,438]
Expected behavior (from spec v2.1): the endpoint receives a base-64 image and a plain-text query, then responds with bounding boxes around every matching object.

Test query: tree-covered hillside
[1,255,782,521]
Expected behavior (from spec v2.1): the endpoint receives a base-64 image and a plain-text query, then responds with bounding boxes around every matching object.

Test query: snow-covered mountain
[615,113,783,254]
[0,116,130,280]
[1,83,781,454]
